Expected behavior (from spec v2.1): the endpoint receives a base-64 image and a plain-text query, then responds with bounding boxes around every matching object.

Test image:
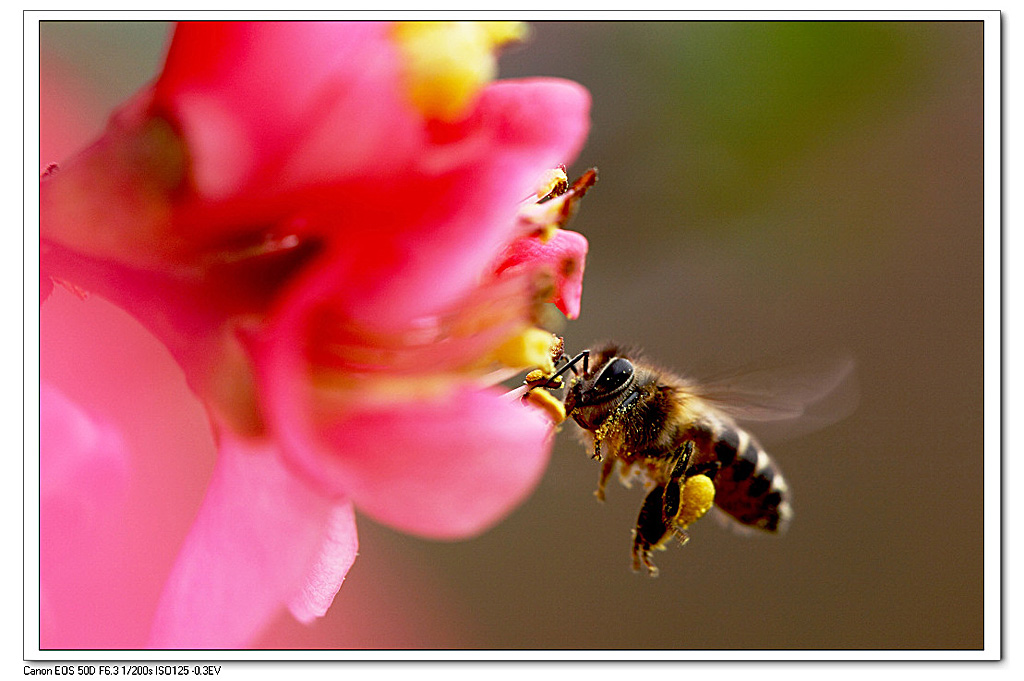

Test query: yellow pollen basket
[392,21,528,121]
[676,475,716,529]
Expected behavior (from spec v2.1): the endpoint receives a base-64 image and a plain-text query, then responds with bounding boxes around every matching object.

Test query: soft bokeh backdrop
[39,20,984,650]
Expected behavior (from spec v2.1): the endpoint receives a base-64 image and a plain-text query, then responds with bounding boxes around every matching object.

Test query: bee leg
[665,440,721,482]
[631,484,670,577]
[661,477,694,546]
[631,536,657,577]
[663,440,714,537]
[659,441,693,523]
[594,456,615,502]
[668,441,695,481]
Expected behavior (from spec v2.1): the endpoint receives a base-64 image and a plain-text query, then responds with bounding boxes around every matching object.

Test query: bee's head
[565,348,637,430]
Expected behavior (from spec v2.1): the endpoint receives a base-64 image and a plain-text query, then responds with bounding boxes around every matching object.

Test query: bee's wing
[691,352,857,440]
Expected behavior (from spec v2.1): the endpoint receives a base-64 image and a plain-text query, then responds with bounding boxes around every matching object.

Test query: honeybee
[527,342,854,576]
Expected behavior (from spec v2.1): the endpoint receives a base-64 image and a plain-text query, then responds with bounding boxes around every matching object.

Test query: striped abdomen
[692,420,792,533]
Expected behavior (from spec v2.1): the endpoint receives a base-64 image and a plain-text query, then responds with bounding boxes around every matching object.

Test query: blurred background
[39,20,985,650]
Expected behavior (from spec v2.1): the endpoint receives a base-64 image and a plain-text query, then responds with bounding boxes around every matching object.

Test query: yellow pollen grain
[677,475,716,529]
[392,21,527,122]
[492,327,559,375]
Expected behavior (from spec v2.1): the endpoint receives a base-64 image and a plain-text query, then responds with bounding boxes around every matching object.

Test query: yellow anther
[523,386,567,424]
[535,167,569,200]
[392,21,528,122]
[492,327,560,375]
[676,475,716,529]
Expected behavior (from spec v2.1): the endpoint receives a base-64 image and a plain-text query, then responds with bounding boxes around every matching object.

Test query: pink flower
[40,21,591,648]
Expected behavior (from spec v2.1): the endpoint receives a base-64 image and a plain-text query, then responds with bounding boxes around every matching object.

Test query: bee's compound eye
[595,357,634,393]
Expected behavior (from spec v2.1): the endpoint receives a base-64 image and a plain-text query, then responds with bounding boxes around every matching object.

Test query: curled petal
[288,504,359,624]
[496,229,589,318]
[147,433,353,648]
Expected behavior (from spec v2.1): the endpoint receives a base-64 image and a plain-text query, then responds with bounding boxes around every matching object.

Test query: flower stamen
[534,167,569,201]
[522,386,566,424]
[491,327,561,376]
[518,168,597,243]
[392,21,528,122]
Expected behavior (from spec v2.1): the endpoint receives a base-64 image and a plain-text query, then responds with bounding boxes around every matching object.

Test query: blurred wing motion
[691,352,858,440]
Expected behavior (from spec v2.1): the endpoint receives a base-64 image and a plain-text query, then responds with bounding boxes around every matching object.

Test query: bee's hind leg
[667,441,695,481]
[631,484,671,577]
[666,440,721,482]
[660,440,693,532]
[631,535,658,577]
[664,441,717,533]
[630,442,707,575]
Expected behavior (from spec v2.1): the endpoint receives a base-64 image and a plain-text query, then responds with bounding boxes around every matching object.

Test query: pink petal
[41,288,223,650]
[153,26,592,295]
[326,390,554,538]
[147,433,356,648]
[458,78,591,169]
[258,536,467,648]
[352,79,590,328]
[40,382,132,649]
[258,313,555,538]
[40,271,54,305]
[263,79,591,335]
[496,229,589,319]
[40,382,129,507]
[154,21,419,202]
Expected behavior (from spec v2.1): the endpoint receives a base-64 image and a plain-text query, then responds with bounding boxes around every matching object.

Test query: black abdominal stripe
[710,423,792,533]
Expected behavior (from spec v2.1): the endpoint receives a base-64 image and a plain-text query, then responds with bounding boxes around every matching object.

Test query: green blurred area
[590,23,908,214]
[39,20,986,651]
